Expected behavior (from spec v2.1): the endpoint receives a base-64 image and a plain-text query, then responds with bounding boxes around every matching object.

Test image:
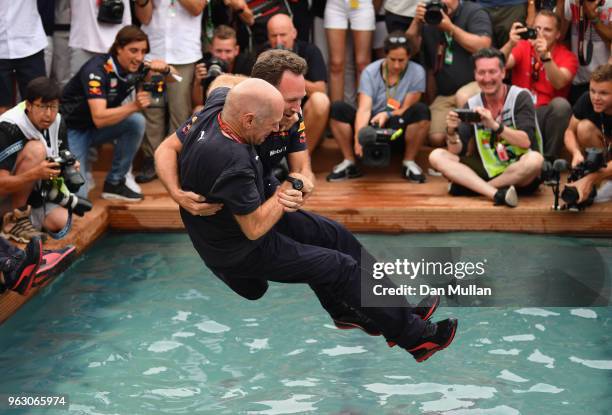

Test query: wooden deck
[1,139,611,324]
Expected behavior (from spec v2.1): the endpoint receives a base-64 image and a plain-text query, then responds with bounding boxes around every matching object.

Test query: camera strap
[0,140,24,164]
[443,32,454,65]
[577,4,594,66]
[46,212,73,240]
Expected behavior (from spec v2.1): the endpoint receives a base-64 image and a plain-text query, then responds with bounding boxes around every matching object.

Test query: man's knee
[548,98,572,120]
[122,113,146,138]
[18,140,47,164]
[428,147,451,169]
[520,151,544,173]
[305,92,331,118]
[576,119,600,146]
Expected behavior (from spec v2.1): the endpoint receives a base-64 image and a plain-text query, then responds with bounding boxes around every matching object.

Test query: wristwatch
[286,176,304,191]
[494,122,505,135]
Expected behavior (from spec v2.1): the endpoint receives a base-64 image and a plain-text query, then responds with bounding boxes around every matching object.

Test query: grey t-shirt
[358,59,426,115]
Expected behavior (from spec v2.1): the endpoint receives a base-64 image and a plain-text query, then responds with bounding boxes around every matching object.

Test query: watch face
[288,177,304,191]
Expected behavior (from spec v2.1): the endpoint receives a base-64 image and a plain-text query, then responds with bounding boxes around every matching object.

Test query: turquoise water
[0,233,611,415]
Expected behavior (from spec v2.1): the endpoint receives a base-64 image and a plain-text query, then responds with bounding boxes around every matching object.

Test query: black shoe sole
[415,294,440,321]
[410,318,458,363]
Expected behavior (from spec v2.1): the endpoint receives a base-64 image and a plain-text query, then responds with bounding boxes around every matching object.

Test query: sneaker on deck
[326,160,363,182]
[402,163,426,183]
[1,236,43,295]
[1,206,47,243]
[493,185,518,207]
[407,318,458,363]
[125,167,142,193]
[101,180,143,202]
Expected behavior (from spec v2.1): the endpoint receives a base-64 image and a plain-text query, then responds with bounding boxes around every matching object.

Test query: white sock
[333,159,355,173]
[403,160,422,175]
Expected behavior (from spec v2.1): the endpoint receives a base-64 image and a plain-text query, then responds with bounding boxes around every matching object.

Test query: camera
[47,149,85,193]
[425,0,448,25]
[40,178,93,217]
[519,26,538,40]
[358,126,403,167]
[142,74,165,104]
[201,57,228,82]
[567,147,606,182]
[454,109,481,123]
[97,0,124,24]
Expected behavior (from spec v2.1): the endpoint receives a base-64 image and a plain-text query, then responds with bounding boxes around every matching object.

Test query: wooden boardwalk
[1,139,611,324]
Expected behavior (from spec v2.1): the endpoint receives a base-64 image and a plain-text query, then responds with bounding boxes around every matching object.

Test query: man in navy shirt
[61,26,174,201]
[180,78,458,363]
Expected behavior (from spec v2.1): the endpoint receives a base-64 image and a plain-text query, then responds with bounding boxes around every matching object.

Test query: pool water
[0,233,611,415]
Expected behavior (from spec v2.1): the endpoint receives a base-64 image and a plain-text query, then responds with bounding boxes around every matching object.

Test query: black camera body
[568,147,606,182]
[519,26,538,40]
[98,0,124,24]
[358,126,402,167]
[200,57,228,83]
[425,0,448,25]
[455,109,482,123]
[48,149,85,192]
[142,74,165,99]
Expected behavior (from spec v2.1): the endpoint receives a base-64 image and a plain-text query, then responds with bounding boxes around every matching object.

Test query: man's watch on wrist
[540,53,552,62]
[494,122,505,135]
[286,176,304,191]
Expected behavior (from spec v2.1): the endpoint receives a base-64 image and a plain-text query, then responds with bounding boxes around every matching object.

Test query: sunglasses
[388,36,408,44]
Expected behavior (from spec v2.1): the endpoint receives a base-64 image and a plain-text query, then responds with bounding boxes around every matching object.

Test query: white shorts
[324,0,376,31]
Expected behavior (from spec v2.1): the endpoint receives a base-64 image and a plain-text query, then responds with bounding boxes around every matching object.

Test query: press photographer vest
[467,86,543,178]
[0,101,62,159]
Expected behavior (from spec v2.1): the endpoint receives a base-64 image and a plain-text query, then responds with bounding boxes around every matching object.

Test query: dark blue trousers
[210,210,426,349]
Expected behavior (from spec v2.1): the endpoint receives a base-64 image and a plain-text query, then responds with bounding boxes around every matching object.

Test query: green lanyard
[444,32,454,65]
[383,62,406,101]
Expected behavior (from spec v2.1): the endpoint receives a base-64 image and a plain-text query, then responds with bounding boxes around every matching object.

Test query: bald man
[266,13,331,154]
[179,78,457,364]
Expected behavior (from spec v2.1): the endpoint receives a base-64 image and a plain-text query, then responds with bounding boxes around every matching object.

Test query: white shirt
[0,0,47,59]
[69,0,132,54]
[384,0,419,18]
[565,0,612,84]
[142,0,203,64]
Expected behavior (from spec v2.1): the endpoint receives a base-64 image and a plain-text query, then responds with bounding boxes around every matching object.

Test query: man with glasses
[501,9,578,160]
[0,77,73,243]
[327,31,431,182]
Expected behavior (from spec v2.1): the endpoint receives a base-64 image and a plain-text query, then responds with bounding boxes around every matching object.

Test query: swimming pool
[0,233,610,414]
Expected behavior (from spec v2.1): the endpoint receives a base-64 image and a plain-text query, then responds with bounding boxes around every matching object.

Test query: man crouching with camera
[61,25,175,201]
[429,48,544,207]
[0,78,91,243]
[561,64,612,207]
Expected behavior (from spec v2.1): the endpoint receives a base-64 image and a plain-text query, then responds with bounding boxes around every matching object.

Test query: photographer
[501,10,578,160]
[562,63,612,204]
[429,48,544,207]
[0,78,82,243]
[406,0,492,147]
[561,0,611,103]
[191,25,256,111]
[327,32,431,182]
[61,26,174,201]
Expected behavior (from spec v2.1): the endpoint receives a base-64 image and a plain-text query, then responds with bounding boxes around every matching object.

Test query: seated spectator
[327,32,431,182]
[560,0,611,103]
[0,235,77,296]
[407,0,492,147]
[501,10,578,160]
[134,0,206,184]
[266,13,330,154]
[429,48,544,207]
[562,63,612,205]
[192,25,256,111]
[0,78,83,243]
[60,26,174,201]
[0,0,47,115]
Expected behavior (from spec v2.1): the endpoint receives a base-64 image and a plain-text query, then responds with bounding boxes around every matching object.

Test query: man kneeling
[429,48,544,207]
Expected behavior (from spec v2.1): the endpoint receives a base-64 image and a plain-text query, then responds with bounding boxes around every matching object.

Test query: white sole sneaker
[101,192,143,202]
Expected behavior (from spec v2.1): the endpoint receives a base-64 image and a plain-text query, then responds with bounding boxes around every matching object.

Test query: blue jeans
[67,113,145,197]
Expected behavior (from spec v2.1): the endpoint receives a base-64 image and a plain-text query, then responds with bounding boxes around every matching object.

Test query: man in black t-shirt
[61,26,174,202]
[266,13,330,154]
[407,0,492,146]
[562,64,612,205]
[180,78,458,363]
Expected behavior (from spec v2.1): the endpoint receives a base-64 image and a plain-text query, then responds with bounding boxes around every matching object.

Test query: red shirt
[510,41,578,107]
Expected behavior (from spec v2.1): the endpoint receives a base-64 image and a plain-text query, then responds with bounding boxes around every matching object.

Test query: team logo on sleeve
[88,80,102,96]
[298,120,306,143]
[104,58,114,74]
[182,115,199,135]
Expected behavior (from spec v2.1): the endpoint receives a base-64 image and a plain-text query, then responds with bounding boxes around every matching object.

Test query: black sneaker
[493,185,518,207]
[387,294,440,348]
[448,182,478,197]
[407,318,458,363]
[402,165,426,183]
[135,157,157,184]
[333,307,381,336]
[102,180,144,202]
[2,236,43,295]
[326,161,363,182]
